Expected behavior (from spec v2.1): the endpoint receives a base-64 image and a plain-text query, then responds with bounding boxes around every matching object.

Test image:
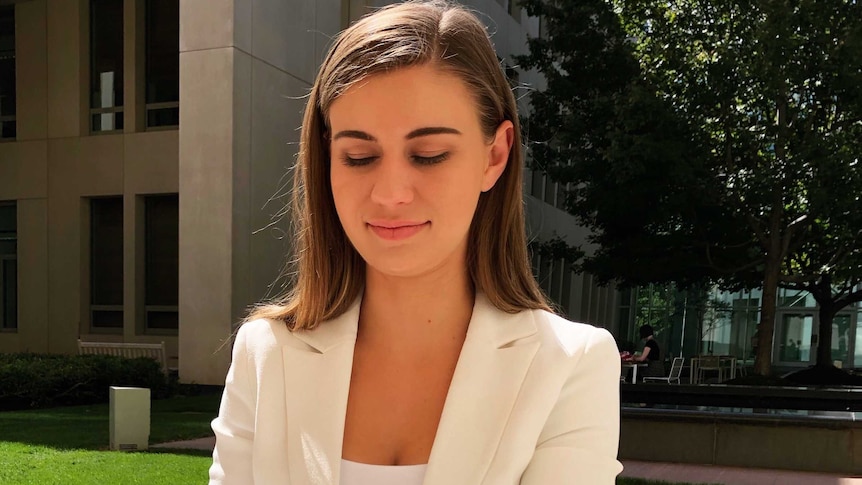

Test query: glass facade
[619,284,862,370]
[0,5,15,140]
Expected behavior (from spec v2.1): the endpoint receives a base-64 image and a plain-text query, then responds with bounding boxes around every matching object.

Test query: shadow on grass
[0,394,221,450]
[143,448,214,458]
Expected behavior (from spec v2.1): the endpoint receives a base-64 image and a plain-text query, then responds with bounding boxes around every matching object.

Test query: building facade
[0,0,619,385]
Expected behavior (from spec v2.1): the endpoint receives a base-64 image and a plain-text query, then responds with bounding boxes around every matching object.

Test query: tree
[517,0,862,375]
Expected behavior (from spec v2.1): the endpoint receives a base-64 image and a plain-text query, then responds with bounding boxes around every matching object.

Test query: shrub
[0,353,171,411]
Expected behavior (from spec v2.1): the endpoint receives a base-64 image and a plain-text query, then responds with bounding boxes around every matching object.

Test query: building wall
[0,0,180,360]
[2,0,620,384]
[178,0,345,384]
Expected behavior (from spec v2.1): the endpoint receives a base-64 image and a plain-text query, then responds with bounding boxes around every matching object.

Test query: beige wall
[178,0,345,384]
[0,0,180,362]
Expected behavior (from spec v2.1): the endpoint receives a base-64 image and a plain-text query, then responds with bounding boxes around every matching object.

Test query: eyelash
[341,153,450,167]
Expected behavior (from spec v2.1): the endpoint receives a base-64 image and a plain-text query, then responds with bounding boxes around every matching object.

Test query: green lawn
[0,394,706,485]
[0,393,220,484]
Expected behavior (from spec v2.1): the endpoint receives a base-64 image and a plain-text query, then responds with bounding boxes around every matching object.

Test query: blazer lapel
[423,293,540,485]
[282,299,360,485]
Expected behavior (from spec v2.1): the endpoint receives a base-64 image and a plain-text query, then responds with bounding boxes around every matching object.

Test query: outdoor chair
[696,355,723,383]
[643,357,684,384]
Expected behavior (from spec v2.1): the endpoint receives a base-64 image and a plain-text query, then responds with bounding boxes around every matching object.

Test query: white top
[339,459,427,485]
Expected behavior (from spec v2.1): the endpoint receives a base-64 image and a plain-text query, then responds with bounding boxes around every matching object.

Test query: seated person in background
[624,325,664,379]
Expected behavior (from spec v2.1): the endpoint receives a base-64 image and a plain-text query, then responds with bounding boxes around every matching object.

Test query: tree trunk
[816,303,837,369]
[754,253,781,376]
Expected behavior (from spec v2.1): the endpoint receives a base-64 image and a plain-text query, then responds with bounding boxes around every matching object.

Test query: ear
[481,120,514,192]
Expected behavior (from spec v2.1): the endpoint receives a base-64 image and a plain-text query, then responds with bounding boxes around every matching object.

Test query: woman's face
[328,64,512,279]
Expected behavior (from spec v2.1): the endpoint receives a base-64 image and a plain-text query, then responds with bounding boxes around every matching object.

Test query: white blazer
[209,293,623,484]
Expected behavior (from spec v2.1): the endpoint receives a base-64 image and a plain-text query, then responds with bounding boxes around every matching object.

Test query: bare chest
[341,345,461,466]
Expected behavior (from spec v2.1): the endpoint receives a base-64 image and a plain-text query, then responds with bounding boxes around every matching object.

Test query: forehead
[327,64,481,136]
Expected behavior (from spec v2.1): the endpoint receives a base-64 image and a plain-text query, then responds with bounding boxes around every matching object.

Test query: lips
[366,220,430,241]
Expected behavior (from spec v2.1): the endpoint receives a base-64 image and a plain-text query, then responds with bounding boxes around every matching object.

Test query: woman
[209,2,622,484]
[625,324,664,379]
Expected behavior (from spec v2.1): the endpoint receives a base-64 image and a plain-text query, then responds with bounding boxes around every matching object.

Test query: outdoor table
[621,362,647,383]
[690,355,737,384]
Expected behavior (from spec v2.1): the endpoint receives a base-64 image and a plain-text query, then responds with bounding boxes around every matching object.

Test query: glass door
[831,313,852,367]
[775,313,815,365]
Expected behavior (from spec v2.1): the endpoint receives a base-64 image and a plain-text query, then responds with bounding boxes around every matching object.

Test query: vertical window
[90,0,124,133]
[145,0,179,128]
[530,169,544,199]
[507,0,521,20]
[144,194,178,331]
[90,197,124,329]
[560,259,572,315]
[0,202,16,331]
[0,6,15,140]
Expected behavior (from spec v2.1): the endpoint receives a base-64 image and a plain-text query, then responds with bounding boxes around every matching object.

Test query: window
[0,202,16,331]
[144,194,178,331]
[530,169,544,199]
[90,197,124,329]
[90,0,124,133]
[507,0,521,20]
[145,0,179,128]
[0,6,15,140]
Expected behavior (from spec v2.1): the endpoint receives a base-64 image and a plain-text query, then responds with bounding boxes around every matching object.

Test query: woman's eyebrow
[331,126,462,142]
[405,126,462,139]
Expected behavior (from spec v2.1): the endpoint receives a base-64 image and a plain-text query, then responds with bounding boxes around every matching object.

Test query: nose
[369,156,414,206]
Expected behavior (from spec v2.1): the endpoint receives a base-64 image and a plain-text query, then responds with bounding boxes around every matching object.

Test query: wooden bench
[77,340,168,375]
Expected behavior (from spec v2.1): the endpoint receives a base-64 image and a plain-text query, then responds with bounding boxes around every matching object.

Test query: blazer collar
[281,292,540,485]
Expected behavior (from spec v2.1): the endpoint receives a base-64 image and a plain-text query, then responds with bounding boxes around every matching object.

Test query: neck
[358,264,474,349]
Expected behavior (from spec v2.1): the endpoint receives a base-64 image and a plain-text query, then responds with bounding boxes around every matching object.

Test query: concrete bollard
[109,386,151,451]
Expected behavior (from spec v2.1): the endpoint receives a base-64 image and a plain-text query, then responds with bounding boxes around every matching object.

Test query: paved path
[153,437,861,484]
[621,460,862,485]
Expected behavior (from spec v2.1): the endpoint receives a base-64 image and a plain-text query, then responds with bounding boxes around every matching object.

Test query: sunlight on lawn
[0,394,220,484]
[0,442,211,485]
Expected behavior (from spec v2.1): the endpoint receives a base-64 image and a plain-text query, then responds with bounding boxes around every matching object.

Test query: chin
[365,258,431,279]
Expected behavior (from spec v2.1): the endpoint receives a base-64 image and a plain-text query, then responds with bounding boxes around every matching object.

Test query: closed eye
[413,153,449,165]
[341,155,377,167]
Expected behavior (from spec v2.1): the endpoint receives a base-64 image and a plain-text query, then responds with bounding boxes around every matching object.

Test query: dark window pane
[145,0,178,105]
[561,260,572,314]
[544,179,556,205]
[1,201,16,330]
[91,197,123,308]
[531,170,543,198]
[0,5,15,132]
[2,258,16,329]
[146,106,178,127]
[92,309,123,328]
[0,120,14,139]
[91,112,124,132]
[550,258,563,302]
[0,202,15,235]
[146,310,178,329]
[145,194,178,307]
[90,1,124,111]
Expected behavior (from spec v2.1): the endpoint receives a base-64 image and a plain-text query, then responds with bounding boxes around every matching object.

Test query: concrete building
[0,0,618,385]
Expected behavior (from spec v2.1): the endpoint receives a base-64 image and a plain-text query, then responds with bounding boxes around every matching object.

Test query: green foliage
[517,0,862,371]
[0,353,171,411]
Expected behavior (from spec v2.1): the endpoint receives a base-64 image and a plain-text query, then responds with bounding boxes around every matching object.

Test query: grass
[0,393,221,484]
[0,393,709,485]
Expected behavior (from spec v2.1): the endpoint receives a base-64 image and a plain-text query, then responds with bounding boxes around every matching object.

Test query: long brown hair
[249,0,551,330]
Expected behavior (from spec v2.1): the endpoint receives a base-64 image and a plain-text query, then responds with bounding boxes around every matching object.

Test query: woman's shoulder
[235,317,297,355]
[527,308,619,360]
